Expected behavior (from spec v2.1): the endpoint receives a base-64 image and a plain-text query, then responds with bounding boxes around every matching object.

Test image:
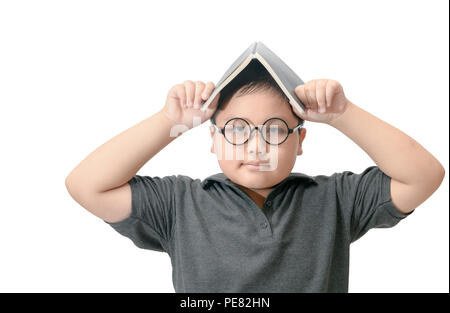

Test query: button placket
[230,185,275,238]
[257,198,274,236]
[258,219,271,237]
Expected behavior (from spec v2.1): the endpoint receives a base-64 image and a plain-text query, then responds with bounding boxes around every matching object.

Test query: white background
[0,0,448,292]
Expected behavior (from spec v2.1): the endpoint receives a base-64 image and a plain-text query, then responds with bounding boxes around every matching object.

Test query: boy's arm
[291,79,445,215]
[328,102,444,214]
[65,80,219,223]
[65,112,178,223]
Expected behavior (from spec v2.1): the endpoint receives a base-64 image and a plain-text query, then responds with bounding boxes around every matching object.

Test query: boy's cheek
[212,137,240,161]
[213,136,295,165]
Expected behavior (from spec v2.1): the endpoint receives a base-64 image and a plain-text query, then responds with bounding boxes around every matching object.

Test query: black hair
[210,59,304,127]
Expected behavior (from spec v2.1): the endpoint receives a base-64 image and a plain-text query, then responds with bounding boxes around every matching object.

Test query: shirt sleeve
[103,174,179,253]
[334,165,415,243]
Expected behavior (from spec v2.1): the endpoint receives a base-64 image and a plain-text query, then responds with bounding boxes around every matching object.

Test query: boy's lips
[241,161,271,170]
[242,161,270,166]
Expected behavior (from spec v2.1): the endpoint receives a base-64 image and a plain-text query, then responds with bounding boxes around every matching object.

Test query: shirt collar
[201,171,318,189]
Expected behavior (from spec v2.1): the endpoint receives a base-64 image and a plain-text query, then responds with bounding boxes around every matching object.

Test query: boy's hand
[161,80,220,130]
[289,79,352,124]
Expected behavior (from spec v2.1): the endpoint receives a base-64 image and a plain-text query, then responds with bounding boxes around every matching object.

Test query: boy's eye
[268,127,286,134]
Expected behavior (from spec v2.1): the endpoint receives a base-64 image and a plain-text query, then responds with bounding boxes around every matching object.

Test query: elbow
[65,171,72,187]
[437,164,445,187]
[65,170,82,199]
[428,163,445,192]
[65,174,77,198]
[413,163,446,196]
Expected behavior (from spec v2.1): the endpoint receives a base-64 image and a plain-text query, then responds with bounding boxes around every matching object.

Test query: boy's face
[209,89,307,192]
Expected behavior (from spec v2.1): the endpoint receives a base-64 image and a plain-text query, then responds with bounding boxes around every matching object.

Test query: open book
[200,41,307,114]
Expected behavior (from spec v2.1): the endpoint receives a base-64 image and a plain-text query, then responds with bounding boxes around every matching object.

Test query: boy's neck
[235,184,274,210]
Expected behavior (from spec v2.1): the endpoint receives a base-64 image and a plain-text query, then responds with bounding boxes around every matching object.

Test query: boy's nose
[247,129,268,156]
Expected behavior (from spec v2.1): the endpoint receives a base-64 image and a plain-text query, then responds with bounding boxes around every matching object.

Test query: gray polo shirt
[104,165,414,292]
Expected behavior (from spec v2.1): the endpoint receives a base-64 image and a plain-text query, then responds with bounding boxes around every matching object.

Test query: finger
[207,91,220,114]
[315,79,327,113]
[203,92,221,120]
[194,81,206,109]
[202,81,215,101]
[289,100,308,120]
[184,80,195,108]
[174,84,187,109]
[294,84,311,109]
[325,80,339,111]
[305,80,318,112]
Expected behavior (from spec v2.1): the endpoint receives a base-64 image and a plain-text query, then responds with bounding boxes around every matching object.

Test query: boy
[65,62,445,292]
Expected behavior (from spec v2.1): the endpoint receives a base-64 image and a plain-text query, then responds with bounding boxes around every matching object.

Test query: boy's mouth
[243,161,269,166]
[241,161,271,170]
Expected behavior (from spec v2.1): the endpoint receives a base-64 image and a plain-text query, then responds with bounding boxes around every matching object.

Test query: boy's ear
[297,128,307,156]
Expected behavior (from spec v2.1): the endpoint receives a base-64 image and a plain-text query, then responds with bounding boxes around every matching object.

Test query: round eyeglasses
[212,117,303,145]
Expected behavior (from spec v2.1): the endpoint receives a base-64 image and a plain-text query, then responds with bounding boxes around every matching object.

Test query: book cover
[200,41,307,115]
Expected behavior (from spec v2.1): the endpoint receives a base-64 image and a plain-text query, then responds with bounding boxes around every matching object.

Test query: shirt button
[265,200,272,207]
[260,222,268,229]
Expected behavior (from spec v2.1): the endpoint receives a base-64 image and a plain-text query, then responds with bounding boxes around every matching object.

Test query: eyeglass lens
[223,118,289,145]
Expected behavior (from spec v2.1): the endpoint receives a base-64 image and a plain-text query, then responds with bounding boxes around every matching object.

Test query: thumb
[205,92,220,115]
[289,100,309,120]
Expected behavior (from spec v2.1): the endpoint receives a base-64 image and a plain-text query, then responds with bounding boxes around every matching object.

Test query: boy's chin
[235,168,276,187]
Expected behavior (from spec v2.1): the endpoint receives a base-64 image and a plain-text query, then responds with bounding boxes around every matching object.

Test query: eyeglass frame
[212,117,303,146]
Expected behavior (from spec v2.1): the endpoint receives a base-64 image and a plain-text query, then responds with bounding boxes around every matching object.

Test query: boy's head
[209,60,307,191]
